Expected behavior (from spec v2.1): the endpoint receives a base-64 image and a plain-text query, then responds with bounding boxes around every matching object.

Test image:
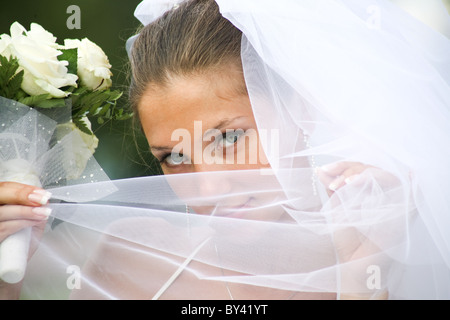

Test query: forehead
[138,73,253,145]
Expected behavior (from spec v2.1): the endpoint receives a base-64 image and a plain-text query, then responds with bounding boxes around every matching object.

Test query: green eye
[222,131,243,147]
[165,152,186,166]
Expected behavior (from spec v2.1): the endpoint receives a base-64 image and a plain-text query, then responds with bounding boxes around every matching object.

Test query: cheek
[252,130,271,168]
[231,130,271,169]
[255,135,270,167]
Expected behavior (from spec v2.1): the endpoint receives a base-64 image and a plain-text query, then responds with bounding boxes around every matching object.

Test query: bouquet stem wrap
[0,160,42,283]
[0,228,32,284]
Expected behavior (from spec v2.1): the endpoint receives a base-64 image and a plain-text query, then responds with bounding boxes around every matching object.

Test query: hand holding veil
[18,0,450,299]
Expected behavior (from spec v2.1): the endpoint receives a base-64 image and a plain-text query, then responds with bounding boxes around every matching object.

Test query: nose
[182,162,233,215]
[191,163,232,198]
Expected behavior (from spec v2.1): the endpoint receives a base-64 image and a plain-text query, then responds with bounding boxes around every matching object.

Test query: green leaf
[67,84,132,127]
[0,55,24,100]
[104,108,111,119]
[18,93,51,107]
[35,98,66,109]
[97,104,110,117]
[72,86,89,95]
[107,90,123,101]
[8,71,23,94]
[15,88,28,101]
[58,48,78,75]
[73,117,93,135]
[89,101,104,115]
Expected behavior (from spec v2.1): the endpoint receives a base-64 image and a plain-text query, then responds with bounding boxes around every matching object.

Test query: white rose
[3,22,78,98]
[64,38,112,91]
[0,33,11,56]
[54,117,99,180]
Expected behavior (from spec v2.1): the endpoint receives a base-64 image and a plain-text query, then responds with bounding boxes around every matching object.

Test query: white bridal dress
[1,0,448,299]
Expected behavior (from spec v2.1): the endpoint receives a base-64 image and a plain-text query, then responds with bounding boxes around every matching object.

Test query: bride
[1,0,449,300]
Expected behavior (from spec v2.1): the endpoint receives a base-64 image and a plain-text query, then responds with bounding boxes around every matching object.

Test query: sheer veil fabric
[19,0,450,299]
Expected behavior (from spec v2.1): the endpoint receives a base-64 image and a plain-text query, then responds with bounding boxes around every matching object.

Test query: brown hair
[129,0,244,116]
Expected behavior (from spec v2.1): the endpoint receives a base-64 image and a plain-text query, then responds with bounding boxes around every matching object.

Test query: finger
[0,219,48,243]
[328,175,347,192]
[29,222,47,259]
[344,168,400,190]
[320,162,357,177]
[0,182,52,206]
[327,169,366,191]
[341,164,371,180]
[321,162,372,186]
[0,205,52,222]
[321,161,372,177]
[317,169,338,190]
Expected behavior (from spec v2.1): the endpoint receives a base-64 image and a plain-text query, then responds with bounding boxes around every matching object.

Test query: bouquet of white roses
[0,22,132,141]
[0,22,132,284]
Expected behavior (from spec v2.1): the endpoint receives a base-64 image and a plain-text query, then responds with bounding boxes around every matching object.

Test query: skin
[0,66,379,299]
[135,68,381,299]
[139,68,271,175]
[0,182,49,299]
[138,69,370,197]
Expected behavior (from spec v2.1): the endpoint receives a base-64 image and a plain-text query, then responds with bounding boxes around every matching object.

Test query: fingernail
[329,176,345,191]
[32,207,52,220]
[28,189,52,205]
[345,175,359,184]
[321,163,338,173]
[328,182,338,191]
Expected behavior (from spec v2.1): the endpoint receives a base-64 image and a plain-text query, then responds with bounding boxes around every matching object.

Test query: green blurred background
[0,0,163,179]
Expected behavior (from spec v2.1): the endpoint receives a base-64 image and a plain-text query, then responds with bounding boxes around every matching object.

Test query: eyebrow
[213,116,246,131]
[150,116,247,153]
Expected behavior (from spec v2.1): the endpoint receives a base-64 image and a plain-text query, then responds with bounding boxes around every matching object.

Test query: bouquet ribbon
[0,96,110,284]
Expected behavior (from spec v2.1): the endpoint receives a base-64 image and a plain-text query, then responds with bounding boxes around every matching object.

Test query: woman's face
[137,69,287,221]
[138,69,270,175]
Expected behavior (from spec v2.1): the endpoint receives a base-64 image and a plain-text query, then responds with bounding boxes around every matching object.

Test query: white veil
[17,0,450,300]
